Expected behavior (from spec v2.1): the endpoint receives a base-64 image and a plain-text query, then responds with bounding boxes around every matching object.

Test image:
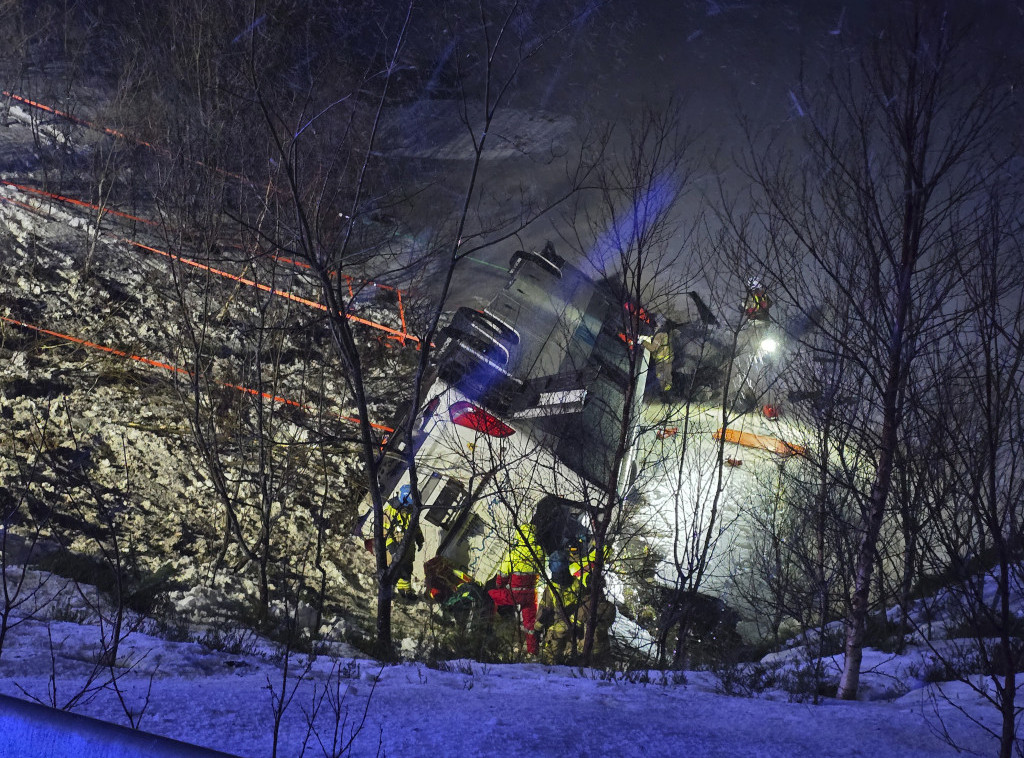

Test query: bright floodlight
[760,337,778,354]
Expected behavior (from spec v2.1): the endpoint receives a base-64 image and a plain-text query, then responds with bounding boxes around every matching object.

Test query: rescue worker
[571,540,617,662]
[534,550,580,664]
[649,331,674,397]
[384,484,424,601]
[488,523,545,656]
[742,277,771,322]
[569,539,611,586]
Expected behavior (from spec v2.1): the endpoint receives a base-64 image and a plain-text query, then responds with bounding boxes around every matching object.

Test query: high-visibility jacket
[570,543,612,590]
[537,579,581,628]
[490,525,545,655]
[495,524,544,579]
[384,503,422,551]
[744,290,770,318]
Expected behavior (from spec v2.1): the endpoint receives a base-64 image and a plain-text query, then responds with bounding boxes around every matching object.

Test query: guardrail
[0,693,238,757]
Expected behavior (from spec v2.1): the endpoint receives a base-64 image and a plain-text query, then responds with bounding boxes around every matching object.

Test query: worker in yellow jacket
[570,541,617,661]
[488,524,545,655]
[384,485,423,601]
[535,555,580,664]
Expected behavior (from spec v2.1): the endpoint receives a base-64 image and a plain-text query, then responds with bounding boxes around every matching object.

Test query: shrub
[193,626,261,657]
[715,660,779,697]
[908,648,982,683]
[35,552,182,615]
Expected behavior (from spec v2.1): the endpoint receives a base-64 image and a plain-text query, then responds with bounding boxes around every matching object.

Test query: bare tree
[226,0,605,655]
[553,101,706,664]
[735,1,1015,698]
[0,399,59,659]
[732,294,879,662]
[916,190,1024,758]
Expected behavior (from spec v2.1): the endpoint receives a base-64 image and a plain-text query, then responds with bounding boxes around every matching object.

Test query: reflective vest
[570,543,612,589]
[497,524,544,578]
[745,291,770,317]
[384,503,411,550]
[537,579,581,629]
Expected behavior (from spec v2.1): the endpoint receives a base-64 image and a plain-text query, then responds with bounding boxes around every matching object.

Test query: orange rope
[0,181,416,345]
[3,90,251,184]
[271,253,402,292]
[3,90,152,145]
[122,239,420,345]
[0,315,395,433]
[0,193,52,215]
[0,180,157,226]
[268,253,408,329]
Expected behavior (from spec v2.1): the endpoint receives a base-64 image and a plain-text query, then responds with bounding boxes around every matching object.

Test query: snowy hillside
[0,567,1010,757]
[3,3,1024,756]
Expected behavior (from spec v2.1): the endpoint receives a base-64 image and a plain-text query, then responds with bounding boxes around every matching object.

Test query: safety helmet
[746,277,762,291]
[567,532,588,555]
[548,549,572,585]
[397,484,413,508]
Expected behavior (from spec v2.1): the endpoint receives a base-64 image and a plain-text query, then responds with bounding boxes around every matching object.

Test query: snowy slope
[0,568,1010,758]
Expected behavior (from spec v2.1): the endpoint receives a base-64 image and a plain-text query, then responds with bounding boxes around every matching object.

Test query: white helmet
[746,277,762,290]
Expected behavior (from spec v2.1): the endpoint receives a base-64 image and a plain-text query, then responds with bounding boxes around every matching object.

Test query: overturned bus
[361,243,652,596]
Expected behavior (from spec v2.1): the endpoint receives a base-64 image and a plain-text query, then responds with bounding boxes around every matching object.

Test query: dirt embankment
[0,92,420,648]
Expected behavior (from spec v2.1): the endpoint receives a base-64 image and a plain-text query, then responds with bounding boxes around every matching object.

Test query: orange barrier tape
[713,427,806,457]
[3,90,250,185]
[0,181,416,346]
[1,182,406,300]
[2,314,186,375]
[0,180,156,226]
[271,253,401,293]
[122,239,421,345]
[3,90,152,145]
[0,193,50,215]
[0,315,395,434]
[270,253,408,332]
[397,289,407,335]
[2,93,416,346]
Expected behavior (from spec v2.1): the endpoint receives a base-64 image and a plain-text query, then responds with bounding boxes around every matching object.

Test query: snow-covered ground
[0,567,1012,757]
[3,5,1022,755]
